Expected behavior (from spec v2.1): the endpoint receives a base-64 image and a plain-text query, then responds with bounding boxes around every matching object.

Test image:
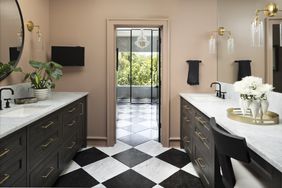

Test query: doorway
[106,19,169,147]
[116,27,161,145]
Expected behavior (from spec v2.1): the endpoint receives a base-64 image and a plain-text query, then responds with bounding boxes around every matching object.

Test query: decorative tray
[227,108,279,125]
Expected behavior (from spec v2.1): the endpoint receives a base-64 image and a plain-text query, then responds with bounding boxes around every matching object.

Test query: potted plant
[16,60,63,100]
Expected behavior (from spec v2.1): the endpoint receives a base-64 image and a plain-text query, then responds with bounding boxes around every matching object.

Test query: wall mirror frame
[217,0,282,93]
[0,0,25,81]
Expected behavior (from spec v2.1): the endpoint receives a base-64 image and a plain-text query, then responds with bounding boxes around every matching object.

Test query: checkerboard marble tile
[54,104,203,187]
[54,140,203,188]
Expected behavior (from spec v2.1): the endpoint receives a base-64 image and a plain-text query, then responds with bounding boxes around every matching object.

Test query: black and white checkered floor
[54,140,203,188]
[54,103,204,188]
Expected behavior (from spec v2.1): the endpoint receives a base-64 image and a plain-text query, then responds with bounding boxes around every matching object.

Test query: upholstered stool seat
[232,159,267,188]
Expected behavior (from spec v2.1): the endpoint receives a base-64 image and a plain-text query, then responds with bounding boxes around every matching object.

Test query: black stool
[210,118,268,188]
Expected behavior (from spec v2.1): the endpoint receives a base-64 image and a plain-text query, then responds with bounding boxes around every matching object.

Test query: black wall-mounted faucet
[0,88,14,110]
[210,82,222,98]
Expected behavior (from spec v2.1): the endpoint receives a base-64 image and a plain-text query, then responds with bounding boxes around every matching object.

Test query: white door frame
[106,18,170,146]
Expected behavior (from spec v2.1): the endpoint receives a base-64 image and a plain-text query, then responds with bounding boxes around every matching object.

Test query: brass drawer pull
[184,117,190,123]
[41,167,55,179]
[184,105,191,110]
[195,131,207,140]
[68,107,76,113]
[42,121,54,129]
[67,120,76,127]
[183,136,190,143]
[0,148,10,158]
[41,138,54,149]
[195,158,206,168]
[195,116,207,125]
[0,174,10,185]
[67,142,76,149]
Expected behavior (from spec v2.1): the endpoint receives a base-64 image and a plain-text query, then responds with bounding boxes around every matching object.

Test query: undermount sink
[190,95,223,102]
[0,105,50,118]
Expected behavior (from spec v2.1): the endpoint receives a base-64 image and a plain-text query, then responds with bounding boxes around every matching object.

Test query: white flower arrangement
[233,76,273,100]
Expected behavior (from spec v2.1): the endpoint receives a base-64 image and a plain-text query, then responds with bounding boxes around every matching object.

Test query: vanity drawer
[59,132,80,170]
[194,111,210,136]
[0,129,26,165]
[62,115,80,138]
[29,113,60,145]
[29,153,60,187]
[182,115,193,156]
[193,140,212,188]
[0,151,26,187]
[181,100,195,116]
[29,132,60,168]
[194,126,211,151]
[62,101,82,122]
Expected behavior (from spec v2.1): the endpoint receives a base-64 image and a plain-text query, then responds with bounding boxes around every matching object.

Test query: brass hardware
[41,138,54,149]
[195,116,209,130]
[0,148,10,158]
[41,121,54,129]
[227,108,279,125]
[195,131,207,140]
[195,131,210,149]
[68,107,76,113]
[196,158,206,168]
[184,117,190,123]
[218,27,225,36]
[26,20,40,32]
[0,174,10,185]
[262,3,280,17]
[67,142,76,149]
[184,105,191,110]
[67,120,76,127]
[41,167,55,179]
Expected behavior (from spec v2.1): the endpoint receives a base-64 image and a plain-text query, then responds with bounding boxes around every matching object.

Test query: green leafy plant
[16,60,63,89]
[0,61,19,76]
[117,52,159,86]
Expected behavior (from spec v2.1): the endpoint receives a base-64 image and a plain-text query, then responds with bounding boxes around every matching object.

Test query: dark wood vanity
[180,96,282,188]
[0,96,87,187]
[180,97,221,188]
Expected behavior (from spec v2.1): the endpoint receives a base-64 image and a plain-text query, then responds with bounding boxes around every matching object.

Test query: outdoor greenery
[117,52,159,86]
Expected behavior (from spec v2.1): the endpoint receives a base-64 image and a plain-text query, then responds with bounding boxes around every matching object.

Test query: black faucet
[0,88,14,110]
[210,82,222,98]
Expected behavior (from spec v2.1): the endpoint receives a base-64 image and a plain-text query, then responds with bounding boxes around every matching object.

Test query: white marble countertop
[0,92,88,139]
[180,93,282,173]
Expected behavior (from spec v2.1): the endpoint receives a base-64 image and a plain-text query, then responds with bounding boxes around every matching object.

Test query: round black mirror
[0,0,24,81]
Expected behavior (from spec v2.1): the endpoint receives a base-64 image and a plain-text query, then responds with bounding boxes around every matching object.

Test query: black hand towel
[235,60,252,81]
[186,60,201,85]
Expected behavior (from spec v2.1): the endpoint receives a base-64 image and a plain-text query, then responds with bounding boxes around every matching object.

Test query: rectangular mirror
[217,0,282,92]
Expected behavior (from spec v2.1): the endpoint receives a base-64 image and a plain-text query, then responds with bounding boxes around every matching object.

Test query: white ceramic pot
[34,88,49,101]
[239,98,250,116]
[249,100,260,119]
[261,99,269,115]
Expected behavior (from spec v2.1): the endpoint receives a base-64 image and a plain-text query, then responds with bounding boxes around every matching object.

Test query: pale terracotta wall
[218,0,282,83]
[49,0,217,145]
[0,0,50,86]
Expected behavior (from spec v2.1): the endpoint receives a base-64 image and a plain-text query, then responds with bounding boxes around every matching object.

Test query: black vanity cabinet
[0,129,27,187]
[0,96,87,187]
[180,97,221,188]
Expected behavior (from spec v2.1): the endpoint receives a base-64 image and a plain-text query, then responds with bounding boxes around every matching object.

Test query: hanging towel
[235,60,252,81]
[186,60,201,85]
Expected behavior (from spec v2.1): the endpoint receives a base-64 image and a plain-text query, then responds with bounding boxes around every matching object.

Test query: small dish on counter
[14,97,38,104]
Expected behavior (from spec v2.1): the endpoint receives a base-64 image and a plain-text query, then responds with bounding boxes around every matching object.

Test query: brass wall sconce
[26,20,42,42]
[209,27,234,54]
[252,3,282,47]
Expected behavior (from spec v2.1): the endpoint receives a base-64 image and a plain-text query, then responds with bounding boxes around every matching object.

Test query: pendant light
[135,29,150,49]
